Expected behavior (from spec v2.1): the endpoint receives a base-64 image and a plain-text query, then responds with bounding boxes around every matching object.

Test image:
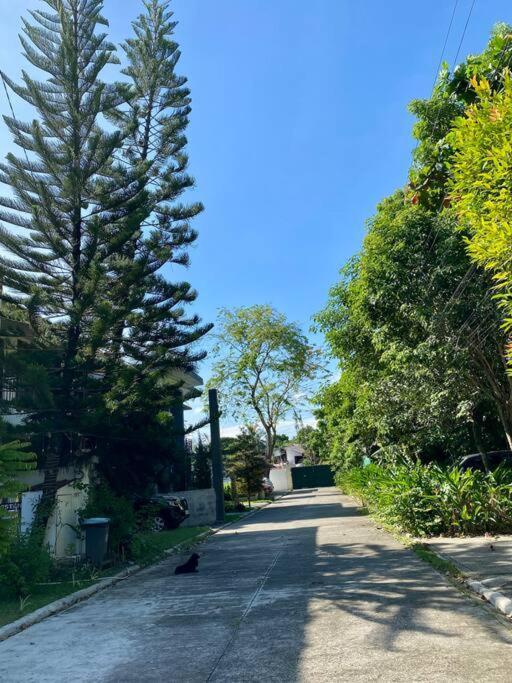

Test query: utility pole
[209,388,224,523]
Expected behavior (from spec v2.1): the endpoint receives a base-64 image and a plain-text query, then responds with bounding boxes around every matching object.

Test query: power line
[452,0,477,68]
[431,0,460,93]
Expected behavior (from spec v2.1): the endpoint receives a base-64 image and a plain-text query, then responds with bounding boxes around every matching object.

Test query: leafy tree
[224,426,267,508]
[191,436,212,490]
[409,25,512,210]
[448,72,512,354]
[293,425,323,465]
[209,305,322,461]
[315,194,508,470]
[273,434,289,449]
[315,28,512,471]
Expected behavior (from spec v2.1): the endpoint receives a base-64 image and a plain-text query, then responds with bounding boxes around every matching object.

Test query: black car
[134,494,189,532]
[458,450,512,472]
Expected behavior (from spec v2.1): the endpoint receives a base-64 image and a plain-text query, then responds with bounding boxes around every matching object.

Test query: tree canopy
[208,305,321,461]
[315,26,512,472]
[0,0,210,502]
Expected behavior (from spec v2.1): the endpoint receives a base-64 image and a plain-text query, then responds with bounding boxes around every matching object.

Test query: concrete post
[209,388,224,523]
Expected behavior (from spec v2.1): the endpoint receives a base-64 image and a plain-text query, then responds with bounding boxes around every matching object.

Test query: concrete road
[2,489,512,682]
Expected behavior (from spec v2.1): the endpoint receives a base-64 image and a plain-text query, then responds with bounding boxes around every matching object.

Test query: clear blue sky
[0,0,511,434]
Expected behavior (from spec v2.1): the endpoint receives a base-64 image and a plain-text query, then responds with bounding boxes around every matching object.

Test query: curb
[420,544,512,621]
[0,564,140,642]
[0,495,282,643]
[466,579,512,619]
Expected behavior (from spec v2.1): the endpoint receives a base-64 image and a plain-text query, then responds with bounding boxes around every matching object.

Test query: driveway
[2,489,512,682]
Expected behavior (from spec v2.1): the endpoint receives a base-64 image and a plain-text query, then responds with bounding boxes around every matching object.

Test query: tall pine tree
[104,0,211,411]
[0,0,146,504]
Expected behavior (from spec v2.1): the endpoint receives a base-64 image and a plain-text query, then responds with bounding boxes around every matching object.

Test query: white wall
[270,466,293,492]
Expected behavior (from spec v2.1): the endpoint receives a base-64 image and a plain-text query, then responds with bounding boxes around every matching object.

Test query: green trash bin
[81,517,110,566]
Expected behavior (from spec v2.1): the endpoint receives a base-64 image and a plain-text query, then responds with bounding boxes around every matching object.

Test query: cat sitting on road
[174,553,200,575]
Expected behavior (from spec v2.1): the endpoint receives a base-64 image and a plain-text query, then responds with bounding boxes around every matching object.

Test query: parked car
[134,494,189,532]
[261,477,274,496]
[458,450,512,472]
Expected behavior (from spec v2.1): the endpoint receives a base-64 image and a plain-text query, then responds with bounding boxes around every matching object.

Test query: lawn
[0,526,208,630]
[130,526,209,565]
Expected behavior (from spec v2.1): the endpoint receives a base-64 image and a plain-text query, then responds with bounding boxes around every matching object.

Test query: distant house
[273,444,306,467]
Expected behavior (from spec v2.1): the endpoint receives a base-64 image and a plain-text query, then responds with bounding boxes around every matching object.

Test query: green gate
[291,465,335,489]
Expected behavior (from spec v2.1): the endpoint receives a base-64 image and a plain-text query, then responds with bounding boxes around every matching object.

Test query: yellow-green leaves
[449,72,512,353]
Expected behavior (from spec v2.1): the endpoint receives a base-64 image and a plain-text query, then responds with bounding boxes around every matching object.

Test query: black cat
[174,552,200,575]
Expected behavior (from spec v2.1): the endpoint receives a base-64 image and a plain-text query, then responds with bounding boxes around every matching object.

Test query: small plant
[0,531,53,598]
[19,594,31,612]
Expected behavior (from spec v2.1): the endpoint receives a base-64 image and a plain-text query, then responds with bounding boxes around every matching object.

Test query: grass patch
[131,526,209,565]
[411,543,463,580]
[0,526,209,630]
[224,512,245,523]
[0,579,101,629]
[239,498,270,510]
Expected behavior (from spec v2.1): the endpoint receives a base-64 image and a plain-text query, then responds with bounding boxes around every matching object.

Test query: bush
[0,531,53,598]
[225,501,246,513]
[79,481,136,557]
[338,462,512,537]
[223,482,233,501]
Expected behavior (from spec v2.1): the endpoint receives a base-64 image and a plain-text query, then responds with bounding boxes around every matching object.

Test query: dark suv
[134,494,189,532]
[458,450,512,472]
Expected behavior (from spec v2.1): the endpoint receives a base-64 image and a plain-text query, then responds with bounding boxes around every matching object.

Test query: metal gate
[291,465,335,489]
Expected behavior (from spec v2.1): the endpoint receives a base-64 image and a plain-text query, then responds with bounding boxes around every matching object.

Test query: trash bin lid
[80,517,110,526]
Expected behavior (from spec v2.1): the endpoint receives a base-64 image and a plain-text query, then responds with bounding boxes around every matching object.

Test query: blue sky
[0,0,511,435]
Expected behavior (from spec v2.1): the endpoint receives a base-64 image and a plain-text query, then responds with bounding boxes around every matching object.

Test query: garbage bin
[80,517,110,566]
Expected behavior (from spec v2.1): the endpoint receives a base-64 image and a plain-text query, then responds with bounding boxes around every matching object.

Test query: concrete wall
[270,466,293,493]
[19,467,90,559]
[174,488,216,527]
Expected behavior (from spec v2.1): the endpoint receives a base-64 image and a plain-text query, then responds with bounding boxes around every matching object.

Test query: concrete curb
[420,544,512,620]
[0,495,282,642]
[0,564,140,643]
[466,579,512,618]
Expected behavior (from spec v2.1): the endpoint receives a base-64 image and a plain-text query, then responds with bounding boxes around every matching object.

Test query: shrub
[225,501,246,513]
[79,481,136,557]
[337,462,512,537]
[223,482,233,501]
[0,531,53,598]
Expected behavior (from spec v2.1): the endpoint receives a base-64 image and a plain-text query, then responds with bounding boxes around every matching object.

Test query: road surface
[2,488,512,681]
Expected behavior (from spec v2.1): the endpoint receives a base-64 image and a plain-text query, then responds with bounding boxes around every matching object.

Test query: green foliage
[79,481,136,556]
[130,526,207,566]
[192,438,212,490]
[316,29,512,471]
[0,438,36,551]
[448,72,512,347]
[224,426,267,507]
[339,462,512,537]
[292,425,323,465]
[0,531,53,598]
[209,305,322,459]
[0,0,210,503]
[315,192,507,471]
[409,25,512,209]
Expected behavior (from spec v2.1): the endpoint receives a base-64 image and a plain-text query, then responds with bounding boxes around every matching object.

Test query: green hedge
[337,462,512,537]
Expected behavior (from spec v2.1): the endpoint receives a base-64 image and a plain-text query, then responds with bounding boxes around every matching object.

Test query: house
[269,444,307,493]
[273,444,306,467]
[0,314,205,557]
